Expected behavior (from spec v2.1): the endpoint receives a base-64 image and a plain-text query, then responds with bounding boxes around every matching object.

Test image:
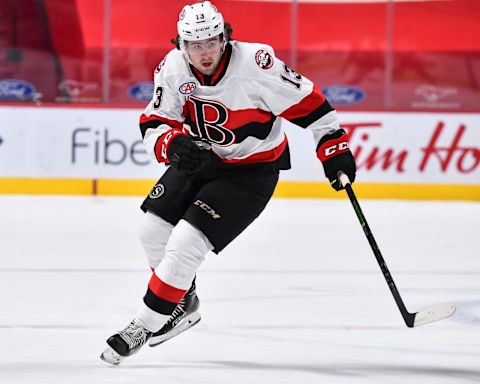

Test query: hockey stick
[338,172,456,327]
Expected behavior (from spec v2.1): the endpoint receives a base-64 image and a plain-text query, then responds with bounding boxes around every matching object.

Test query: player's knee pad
[155,219,213,289]
[138,211,174,269]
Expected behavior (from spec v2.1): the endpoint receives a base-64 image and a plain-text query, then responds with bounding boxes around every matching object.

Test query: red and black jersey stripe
[184,101,274,129]
[184,115,277,144]
[220,135,289,165]
[280,86,334,128]
[139,114,183,138]
[184,101,277,144]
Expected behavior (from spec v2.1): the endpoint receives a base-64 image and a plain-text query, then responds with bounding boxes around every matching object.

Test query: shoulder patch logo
[179,81,197,95]
[255,49,274,70]
[149,183,165,199]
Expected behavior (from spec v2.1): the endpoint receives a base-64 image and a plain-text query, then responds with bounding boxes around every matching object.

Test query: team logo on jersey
[188,96,235,146]
[149,183,165,199]
[255,50,274,70]
[179,81,197,95]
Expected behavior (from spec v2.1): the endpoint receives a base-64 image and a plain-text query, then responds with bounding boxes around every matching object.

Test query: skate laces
[167,298,187,324]
[119,321,149,348]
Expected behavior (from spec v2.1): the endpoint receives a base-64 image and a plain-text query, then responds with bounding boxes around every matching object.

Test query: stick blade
[413,303,456,327]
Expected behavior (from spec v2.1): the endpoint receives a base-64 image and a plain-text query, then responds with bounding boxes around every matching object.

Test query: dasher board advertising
[0,106,479,184]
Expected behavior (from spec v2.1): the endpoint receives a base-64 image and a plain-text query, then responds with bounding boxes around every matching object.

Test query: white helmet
[177,1,224,41]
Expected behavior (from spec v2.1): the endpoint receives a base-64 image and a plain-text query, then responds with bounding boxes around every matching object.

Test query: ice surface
[0,195,479,384]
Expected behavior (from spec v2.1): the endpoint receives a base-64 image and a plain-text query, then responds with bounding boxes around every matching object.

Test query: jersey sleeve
[256,46,341,147]
[139,54,185,163]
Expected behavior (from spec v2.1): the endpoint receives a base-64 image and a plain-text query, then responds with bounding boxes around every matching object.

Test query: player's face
[186,36,223,76]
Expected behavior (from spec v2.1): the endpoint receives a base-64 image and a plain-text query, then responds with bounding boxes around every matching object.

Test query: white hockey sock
[135,302,170,333]
[155,219,213,290]
[138,211,174,269]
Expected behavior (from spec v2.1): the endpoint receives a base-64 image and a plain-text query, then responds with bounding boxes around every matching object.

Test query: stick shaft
[344,183,415,327]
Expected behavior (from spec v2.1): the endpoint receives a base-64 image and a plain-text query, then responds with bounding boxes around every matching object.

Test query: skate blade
[100,346,124,366]
[149,312,201,347]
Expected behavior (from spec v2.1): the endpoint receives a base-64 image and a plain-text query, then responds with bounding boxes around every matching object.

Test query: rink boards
[0,105,479,200]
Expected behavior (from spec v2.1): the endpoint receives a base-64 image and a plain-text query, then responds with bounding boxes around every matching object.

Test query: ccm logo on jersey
[255,50,274,69]
[194,200,221,219]
[179,81,197,95]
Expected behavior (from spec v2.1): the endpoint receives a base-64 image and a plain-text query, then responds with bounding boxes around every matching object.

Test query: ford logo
[128,82,154,101]
[322,85,365,105]
[0,79,36,101]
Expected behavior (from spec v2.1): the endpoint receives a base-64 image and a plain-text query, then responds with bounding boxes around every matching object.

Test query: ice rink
[1,195,479,384]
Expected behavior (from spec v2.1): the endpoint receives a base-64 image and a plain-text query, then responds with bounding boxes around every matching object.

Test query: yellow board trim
[274,181,480,201]
[0,178,93,195]
[0,178,479,201]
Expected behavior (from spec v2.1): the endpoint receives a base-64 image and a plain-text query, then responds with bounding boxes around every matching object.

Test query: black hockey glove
[166,134,212,173]
[316,129,356,191]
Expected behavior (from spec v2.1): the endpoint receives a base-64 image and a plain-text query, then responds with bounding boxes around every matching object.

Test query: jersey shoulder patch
[232,41,276,71]
[255,49,275,70]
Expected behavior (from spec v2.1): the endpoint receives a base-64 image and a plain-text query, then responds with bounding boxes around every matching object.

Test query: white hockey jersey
[140,40,341,171]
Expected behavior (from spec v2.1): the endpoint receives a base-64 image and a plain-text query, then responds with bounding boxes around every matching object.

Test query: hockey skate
[149,283,201,347]
[100,319,152,365]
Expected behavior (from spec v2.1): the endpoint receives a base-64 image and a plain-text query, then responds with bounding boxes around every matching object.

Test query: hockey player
[101,0,356,365]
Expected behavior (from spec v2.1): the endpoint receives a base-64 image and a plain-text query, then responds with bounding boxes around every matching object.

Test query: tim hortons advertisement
[0,106,479,184]
[285,112,480,184]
